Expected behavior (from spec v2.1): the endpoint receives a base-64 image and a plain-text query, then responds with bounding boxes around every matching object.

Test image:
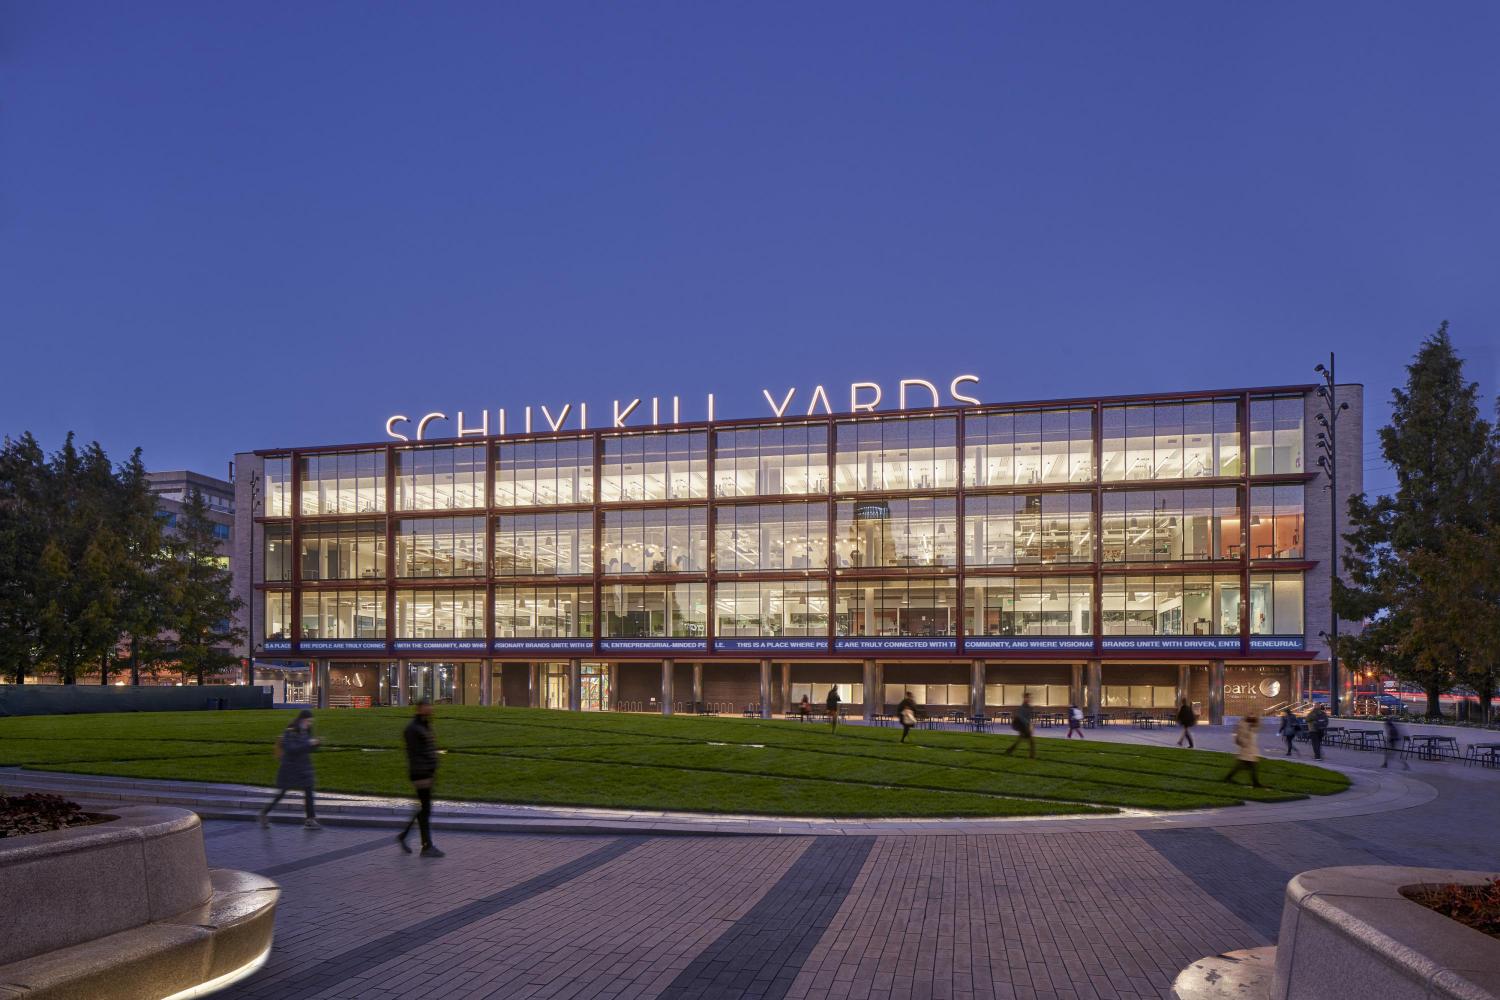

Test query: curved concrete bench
[1174,866,1500,1000]
[0,805,277,999]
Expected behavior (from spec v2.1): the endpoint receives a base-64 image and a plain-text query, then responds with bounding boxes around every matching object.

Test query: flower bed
[0,792,93,838]
[1403,877,1500,940]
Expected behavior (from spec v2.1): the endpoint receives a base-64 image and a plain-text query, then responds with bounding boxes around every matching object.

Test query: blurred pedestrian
[1308,704,1329,760]
[798,694,811,720]
[826,686,842,733]
[897,691,919,743]
[1223,714,1264,788]
[1067,703,1084,739]
[259,709,320,829]
[1175,699,1197,748]
[1278,707,1301,756]
[1382,715,1410,770]
[397,699,444,858]
[1003,693,1036,758]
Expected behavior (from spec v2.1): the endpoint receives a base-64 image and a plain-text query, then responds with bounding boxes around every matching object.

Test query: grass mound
[0,707,1349,819]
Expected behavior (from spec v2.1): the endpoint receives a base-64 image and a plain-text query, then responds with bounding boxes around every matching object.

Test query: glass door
[579,663,610,711]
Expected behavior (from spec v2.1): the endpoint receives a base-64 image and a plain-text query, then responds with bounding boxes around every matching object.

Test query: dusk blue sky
[3,2,1497,496]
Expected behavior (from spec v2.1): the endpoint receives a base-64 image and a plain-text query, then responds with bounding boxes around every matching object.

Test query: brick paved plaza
[201,731,1498,1000]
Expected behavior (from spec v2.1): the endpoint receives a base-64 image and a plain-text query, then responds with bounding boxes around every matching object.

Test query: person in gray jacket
[259,709,321,829]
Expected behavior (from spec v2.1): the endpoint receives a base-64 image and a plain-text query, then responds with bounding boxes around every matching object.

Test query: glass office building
[234,383,1359,722]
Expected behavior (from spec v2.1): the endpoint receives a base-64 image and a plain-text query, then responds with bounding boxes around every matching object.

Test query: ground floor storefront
[294,658,1321,723]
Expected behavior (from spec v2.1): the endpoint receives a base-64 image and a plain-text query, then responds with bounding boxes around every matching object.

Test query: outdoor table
[1343,727,1383,750]
[1465,742,1500,767]
[1084,714,1106,728]
[969,714,989,733]
[1407,734,1459,760]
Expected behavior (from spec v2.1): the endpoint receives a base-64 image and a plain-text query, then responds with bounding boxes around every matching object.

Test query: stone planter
[0,805,278,999]
[1174,866,1500,1000]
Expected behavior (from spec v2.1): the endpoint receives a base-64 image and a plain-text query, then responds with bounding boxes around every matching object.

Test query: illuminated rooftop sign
[384,374,982,441]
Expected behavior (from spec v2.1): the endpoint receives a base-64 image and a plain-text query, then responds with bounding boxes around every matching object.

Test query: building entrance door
[579,663,610,711]
[543,663,568,709]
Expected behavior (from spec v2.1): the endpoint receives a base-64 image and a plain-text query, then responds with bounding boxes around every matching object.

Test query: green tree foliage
[0,433,238,685]
[1334,324,1498,718]
[163,487,244,685]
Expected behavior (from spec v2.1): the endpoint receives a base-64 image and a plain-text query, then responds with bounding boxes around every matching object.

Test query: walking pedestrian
[1308,704,1329,760]
[1066,703,1084,739]
[259,709,320,829]
[826,686,842,733]
[1278,707,1301,756]
[397,699,444,858]
[1223,714,1264,788]
[1381,715,1410,770]
[1003,693,1036,758]
[1175,699,1197,748]
[897,691,919,743]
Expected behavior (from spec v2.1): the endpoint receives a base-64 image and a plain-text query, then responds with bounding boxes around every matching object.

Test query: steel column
[661,659,674,715]
[568,658,581,712]
[1209,659,1226,724]
[759,659,772,719]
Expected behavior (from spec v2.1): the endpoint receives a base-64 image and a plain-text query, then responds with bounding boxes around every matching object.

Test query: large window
[495,512,593,576]
[264,457,293,517]
[1250,486,1303,559]
[395,445,485,511]
[599,431,708,502]
[299,521,385,581]
[964,408,1093,486]
[1101,399,1240,481]
[834,578,958,637]
[1250,396,1304,475]
[600,583,708,637]
[834,415,957,492]
[834,497,957,569]
[395,517,485,578]
[966,577,1094,636]
[298,451,386,515]
[714,580,829,636]
[1102,573,1242,636]
[264,592,292,641]
[964,493,1092,566]
[494,586,594,638]
[601,507,708,575]
[395,588,486,638]
[496,437,594,507]
[714,424,829,497]
[1101,488,1240,562]
[1250,572,1304,635]
[300,589,385,639]
[715,501,829,571]
[263,524,292,582]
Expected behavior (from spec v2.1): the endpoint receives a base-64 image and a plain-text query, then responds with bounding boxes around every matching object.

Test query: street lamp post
[246,470,260,687]
[1314,354,1350,716]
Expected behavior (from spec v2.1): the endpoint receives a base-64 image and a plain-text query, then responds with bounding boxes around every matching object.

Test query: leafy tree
[163,487,243,685]
[0,434,50,684]
[1334,324,1496,718]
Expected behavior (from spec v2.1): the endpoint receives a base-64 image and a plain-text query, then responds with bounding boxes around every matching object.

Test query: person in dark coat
[1278,708,1301,756]
[826,686,842,733]
[1003,693,1036,758]
[1382,715,1410,770]
[259,709,320,829]
[1308,704,1330,760]
[398,700,443,857]
[896,691,919,743]
[1175,699,1197,748]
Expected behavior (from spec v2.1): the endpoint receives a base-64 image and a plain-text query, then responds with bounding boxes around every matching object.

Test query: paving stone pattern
[209,760,1499,999]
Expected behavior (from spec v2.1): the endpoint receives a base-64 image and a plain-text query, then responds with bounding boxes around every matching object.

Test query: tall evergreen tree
[165,487,243,684]
[112,450,171,685]
[1334,323,1495,718]
[0,434,49,684]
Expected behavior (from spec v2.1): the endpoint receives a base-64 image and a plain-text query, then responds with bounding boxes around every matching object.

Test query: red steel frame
[250,383,1322,667]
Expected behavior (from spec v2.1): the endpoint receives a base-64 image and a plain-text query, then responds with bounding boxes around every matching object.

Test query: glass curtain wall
[1100,488,1239,562]
[495,512,593,576]
[264,592,292,641]
[963,407,1093,486]
[299,521,385,581]
[1101,399,1239,481]
[494,586,594,638]
[298,451,386,514]
[1249,396,1305,474]
[395,517,486,578]
[300,590,386,639]
[964,493,1092,565]
[966,577,1094,636]
[833,498,957,569]
[1249,573,1304,634]
[599,431,708,502]
[600,583,708,637]
[714,580,829,636]
[395,445,485,510]
[395,588,486,638]
[496,437,594,507]
[1101,574,1243,636]
[833,578,958,637]
[263,524,292,581]
[263,457,293,516]
[715,501,829,571]
[601,508,708,574]
[833,415,957,492]
[1249,486,1304,559]
[714,424,830,496]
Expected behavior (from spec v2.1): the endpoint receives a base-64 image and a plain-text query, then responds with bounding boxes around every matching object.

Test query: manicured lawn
[0,707,1349,818]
